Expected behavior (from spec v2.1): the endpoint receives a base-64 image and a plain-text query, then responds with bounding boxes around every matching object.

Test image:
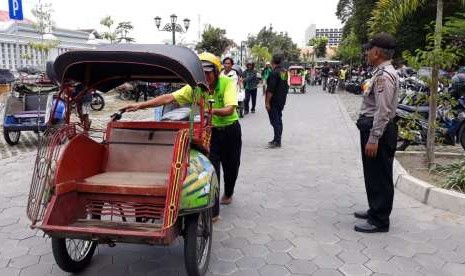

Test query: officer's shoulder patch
[375,77,385,93]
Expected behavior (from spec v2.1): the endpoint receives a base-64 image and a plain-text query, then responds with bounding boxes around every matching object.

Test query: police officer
[354,33,399,233]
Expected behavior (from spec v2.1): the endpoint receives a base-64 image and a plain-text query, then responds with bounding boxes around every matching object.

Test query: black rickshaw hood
[53,44,208,92]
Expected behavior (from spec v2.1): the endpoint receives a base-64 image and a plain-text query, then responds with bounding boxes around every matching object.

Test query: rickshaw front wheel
[51,237,97,273]
[3,129,20,145]
[184,208,212,276]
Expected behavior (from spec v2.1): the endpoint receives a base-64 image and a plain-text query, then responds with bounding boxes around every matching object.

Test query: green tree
[116,21,135,43]
[335,31,361,65]
[250,45,272,67]
[336,0,377,43]
[196,24,233,57]
[308,37,328,58]
[29,2,59,68]
[246,26,300,62]
[369,0,465,167]
[100,16,117,43]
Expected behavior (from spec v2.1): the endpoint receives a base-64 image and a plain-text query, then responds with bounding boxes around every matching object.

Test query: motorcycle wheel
[459,123,465,151]
[184,208,212,276]
[3,129,21,145]
[52,237,97,273]
[90,93,105,111]
[119,91,133,101]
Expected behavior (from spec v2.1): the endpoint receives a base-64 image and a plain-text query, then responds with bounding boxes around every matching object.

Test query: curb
[336,93,465,216]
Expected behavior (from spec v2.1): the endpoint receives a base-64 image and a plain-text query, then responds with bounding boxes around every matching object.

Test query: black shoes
[354,221,389,233]
[267,141,281,148]
[354,211,369,219]
[251,109,256,113]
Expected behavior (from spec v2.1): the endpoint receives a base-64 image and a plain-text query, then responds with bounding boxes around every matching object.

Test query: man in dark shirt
[321,61,330,91]
[265,54,289,148]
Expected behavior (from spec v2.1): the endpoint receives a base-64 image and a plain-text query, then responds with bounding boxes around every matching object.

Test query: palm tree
[369,0,465,167]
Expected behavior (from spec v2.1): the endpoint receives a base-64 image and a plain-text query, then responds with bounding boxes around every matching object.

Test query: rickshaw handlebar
[111,109,126,121]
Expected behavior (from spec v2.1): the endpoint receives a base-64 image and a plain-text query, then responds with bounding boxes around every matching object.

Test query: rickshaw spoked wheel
[184,208,212,276]
[3,129,20,145]
[51,237,97,273]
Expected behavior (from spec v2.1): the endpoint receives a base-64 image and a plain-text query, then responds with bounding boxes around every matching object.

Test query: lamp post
[240,41,246,66]
[154,14,190,45]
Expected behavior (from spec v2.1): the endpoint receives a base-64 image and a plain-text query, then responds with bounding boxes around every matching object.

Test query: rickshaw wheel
[184,208,212,276]
[3,129,21,145]
[51,237,97,273]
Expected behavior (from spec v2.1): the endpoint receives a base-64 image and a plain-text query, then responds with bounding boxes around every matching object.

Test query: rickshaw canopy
[52,44,209,92]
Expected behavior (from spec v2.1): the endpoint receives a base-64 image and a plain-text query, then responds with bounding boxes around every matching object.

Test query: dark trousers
[359,121,397,228]
[268,106,283,144]
[210,121,242,217]
[244,88,257,112]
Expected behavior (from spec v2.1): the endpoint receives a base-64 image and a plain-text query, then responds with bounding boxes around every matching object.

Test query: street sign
[8,0,23,20]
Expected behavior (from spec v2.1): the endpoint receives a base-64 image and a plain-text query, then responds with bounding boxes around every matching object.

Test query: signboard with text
[8,0,23,20]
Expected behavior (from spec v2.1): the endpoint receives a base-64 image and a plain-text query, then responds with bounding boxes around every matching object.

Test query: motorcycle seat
[398,104,429,114]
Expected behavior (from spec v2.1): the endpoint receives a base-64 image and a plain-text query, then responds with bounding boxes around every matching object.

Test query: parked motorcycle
[395,97,465,151]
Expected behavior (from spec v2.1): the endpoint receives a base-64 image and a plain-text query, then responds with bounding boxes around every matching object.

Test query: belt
[213,121,239,131]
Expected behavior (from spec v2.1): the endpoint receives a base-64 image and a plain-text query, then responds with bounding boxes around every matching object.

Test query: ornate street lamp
[154,14,190,45]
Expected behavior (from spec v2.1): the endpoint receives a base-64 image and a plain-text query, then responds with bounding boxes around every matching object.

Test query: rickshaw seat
[77,171,168,196]
[290,75,303,85]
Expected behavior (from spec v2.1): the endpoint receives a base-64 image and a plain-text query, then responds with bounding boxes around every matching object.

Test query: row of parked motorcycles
[344,71,465,151]
[395,75,465,151]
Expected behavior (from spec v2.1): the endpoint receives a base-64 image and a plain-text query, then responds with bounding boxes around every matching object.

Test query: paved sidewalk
[1,86,465,275]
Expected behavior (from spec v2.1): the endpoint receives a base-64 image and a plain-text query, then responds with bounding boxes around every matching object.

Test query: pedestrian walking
[123,52,242,221]
[265,54,289,148]
[321,61,330,91]
[242,60,259,114]
[354,32,399,233]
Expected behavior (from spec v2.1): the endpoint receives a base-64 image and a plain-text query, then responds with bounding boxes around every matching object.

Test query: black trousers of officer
[210,121,242,217]
[360,120,397,228]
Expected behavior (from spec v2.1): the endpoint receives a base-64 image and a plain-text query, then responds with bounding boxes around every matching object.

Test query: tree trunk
[426,0,444,168]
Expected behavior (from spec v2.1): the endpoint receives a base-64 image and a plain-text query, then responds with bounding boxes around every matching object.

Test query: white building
[0,10,101,71]
[315,27,343,47]
[304,24,316,46]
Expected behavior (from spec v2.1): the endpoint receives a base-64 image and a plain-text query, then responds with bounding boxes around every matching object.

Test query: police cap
[363,32,397,50]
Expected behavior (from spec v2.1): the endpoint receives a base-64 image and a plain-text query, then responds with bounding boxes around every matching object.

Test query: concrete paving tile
[337,264,372,276]
[8,254,39,269]
[229,269,260,276]
[265,252,292,266]
[443,263,465,276]
[208,260,238,275]
[236,256,266,270]
[0,267,21,276]
[258,264,290,276]
[288,247,320,260]
[241,245,269,258]
[385,244,416,258]
[364,260,399,274]
[214,248,243,262]
[0,246,29,259]
[336,240,365,252]
[246,234,272,245]
[19,263,52,276]
[285,259,318,274]
[266,240,294,253]
[221,237,250,250]
[311,268,343,276]
[313,254,343,269]
[388,256,421,272]
[437,250,465,264]
[337,250,368,264]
